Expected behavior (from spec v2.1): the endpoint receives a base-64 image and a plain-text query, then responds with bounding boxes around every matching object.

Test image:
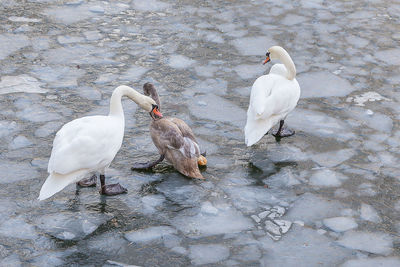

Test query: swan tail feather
[245,117,276,147]
[38,170,87,201]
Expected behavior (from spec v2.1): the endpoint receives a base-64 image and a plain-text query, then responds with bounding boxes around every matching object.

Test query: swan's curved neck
[277,49,296,80]
[109,85,147,117]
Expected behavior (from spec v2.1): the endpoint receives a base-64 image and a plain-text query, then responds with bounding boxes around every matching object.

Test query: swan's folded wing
[249,75,275,117]
[48,116,122,174]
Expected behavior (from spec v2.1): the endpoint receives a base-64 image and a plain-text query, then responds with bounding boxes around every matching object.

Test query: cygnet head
[263,46,288,65]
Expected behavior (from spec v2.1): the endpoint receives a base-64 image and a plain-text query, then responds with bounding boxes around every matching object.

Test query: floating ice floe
[297,72,355,98]
[341,257,400,267]
[233,64,265,80]
[346,91,390,106]
[0,75,47,94]
[132,0,170,12]
[0,33,30,60]
[311,149,355,168]
[259,226,352,266]
[360,203,381,223]
[189,244,230,265]
[125,226,176,243]
[9,16,41,22]
[231,36,275,56]
[337,230,393,255]
[0,215,38,240]
[35,211,112,240]
[322,217,358,232]
[309,169,348,187]
[285,193,345,225]
[167,55,196,69]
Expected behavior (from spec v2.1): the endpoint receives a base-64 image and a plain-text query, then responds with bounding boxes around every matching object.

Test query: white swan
[244,46,300,146]
[38,85,161,201]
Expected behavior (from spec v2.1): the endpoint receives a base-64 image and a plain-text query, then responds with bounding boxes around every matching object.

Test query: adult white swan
[38,85,162,200]
[244,46,300,146]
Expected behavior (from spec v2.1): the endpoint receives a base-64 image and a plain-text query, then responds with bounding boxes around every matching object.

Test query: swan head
[263,46,288,64]
[263,51,271,65]
[149,104,163,120]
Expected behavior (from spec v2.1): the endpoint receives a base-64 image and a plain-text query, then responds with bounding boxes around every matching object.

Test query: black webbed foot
[100,183,127,196]
[77,174,97,187]
[272,127,295,138]
[131,155,165,171]
[131,162,154,170]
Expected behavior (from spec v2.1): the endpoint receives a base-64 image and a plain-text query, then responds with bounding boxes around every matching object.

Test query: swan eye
[266,52,270,57]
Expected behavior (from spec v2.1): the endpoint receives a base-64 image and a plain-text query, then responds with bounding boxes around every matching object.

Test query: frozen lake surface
[0,0,399,266]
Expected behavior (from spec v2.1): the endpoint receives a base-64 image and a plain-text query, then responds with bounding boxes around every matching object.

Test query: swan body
[131,83,205,179]
[39,85,156,200]
[245,46,300,146]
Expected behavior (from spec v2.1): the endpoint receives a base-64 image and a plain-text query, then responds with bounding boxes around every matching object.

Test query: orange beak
[153,107,163,118]
[263,56,271,65]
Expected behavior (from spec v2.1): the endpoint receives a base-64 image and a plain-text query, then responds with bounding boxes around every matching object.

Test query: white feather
[38,85,156,200]
[245,61,300,146]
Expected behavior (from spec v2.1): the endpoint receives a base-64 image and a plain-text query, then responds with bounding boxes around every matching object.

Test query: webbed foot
[77,174,97,187]
[100,183,127,195]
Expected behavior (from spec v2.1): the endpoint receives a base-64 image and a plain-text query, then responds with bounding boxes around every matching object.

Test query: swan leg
[131,155,165,170]
[99,174,127,195]
[76,174,97,187]
[272,120,295,138]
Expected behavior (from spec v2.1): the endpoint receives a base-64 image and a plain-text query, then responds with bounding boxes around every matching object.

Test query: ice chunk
[119,65,149,81]
[0,33,30,60]
[87,232,128,254]
[286,108,356,141]
[200,201,218,215]
[9,16,41,22]
[132,0,170,12]
[42,45,115,65]
[192,78,227,95]
[0,161,39,183]
[172,208,253,237]
[259,225,352,266]
[341,257,400,267]
[311,149,355,167]
[347,91,390,106]
[337,231,393,255]
[124,226,176,243]
[35,211,111,240]
[360,203,381,223]
[0,75,47,94]
[0,121,19,138]
[189,244,230,265]
[348,107,393,133]
[323,217,358,232]
[285,193,345,224]
[35,121,63,137]
[0,216,38,239]
[188,94,246,128]
[141,194,165,214]
[9,135,32,150]
[194,65,219,77]
[16,104,62,122]
[281,14,308,26]
[309,169,348,187]
[57,35,84,44]
[83,30,103,41]
[167,55,195,69]
[233,64,265,80]
[231,36,274,56]
[375,49,400,65]
[298,72,356,98]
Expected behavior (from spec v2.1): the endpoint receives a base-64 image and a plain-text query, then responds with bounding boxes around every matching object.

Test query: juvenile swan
[38,85,158,200]
[131,83,206,179]
[245,46,300,146]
